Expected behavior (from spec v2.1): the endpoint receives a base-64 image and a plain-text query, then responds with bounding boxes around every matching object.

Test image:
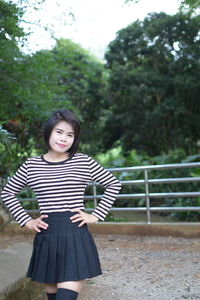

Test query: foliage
[0,1,25,121]
[1,37,106,162]
[179,0,200,13]
[0,1,40,162]
[0,125,15,152]
[104,12,200,156]
[0,125,18,176]
[104,213,127,222]
[0,1,106,163]
[0,125,40,176]
[50,39,106,154]
[18,188,38,211]
[125,0,200,10]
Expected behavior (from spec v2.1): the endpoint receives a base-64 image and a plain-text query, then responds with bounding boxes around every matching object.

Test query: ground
[1,233,200,300]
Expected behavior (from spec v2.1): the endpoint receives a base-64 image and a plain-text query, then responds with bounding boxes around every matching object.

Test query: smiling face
[48,121,75,154]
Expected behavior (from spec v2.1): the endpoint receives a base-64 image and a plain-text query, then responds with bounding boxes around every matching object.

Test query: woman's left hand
[70,209,99,227]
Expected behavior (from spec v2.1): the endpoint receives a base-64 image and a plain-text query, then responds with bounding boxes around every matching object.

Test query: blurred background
[0,0,200,222]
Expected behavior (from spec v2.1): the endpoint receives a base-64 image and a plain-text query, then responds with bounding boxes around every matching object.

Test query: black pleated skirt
[26,211,102,283]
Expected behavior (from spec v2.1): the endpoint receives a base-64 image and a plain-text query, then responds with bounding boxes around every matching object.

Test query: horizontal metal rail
[116,177,200,185]
[83,192,200,199]
[15,161,200,225]
[26,206,200,214]
[19,191,200,202]
[108,162,200,172]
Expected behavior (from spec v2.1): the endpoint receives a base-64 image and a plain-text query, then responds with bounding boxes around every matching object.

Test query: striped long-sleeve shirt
[1,153,121,227]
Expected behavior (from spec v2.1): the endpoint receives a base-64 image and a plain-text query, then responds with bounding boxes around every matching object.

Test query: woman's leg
[57,281,83,293]
[56,281,83,299]
[45,283,57,300]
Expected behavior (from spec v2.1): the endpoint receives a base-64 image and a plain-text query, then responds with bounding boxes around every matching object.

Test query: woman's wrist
[91,214,99,223]
[25,219,33,227]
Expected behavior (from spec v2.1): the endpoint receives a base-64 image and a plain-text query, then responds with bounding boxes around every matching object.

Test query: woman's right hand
[25,215,49,232]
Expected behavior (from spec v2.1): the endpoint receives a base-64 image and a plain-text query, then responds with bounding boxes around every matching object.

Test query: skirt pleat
[26,212,102,284]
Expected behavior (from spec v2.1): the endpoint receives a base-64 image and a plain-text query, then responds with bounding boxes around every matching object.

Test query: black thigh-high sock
[46,292,56,300]
[55,288,78,300]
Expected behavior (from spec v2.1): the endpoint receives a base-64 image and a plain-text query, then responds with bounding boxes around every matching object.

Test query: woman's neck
[43,151,69,162]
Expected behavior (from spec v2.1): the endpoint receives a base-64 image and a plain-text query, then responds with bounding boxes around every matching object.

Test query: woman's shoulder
[24,155,43,164]
[74,152,89,159]
[74,152,95,161]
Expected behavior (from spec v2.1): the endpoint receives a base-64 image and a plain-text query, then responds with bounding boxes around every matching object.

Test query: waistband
[38,211,87,234]
[41,211,83,221]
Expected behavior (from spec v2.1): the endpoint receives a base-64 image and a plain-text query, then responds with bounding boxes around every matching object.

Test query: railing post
[92,184,97,209]
[144,169,151,224]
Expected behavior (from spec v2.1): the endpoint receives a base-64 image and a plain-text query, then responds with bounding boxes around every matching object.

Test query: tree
[0,36,106,162]
[182,0,200,8]
[104,12,200,155]
[125,0,200,10]
[0,1,107,177]
[50,39,106,154]
[0,0,25,118]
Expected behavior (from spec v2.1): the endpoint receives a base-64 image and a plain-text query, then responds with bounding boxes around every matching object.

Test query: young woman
[1,109,121,300]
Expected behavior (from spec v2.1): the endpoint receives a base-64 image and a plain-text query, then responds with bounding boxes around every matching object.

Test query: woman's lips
[57,143,66,148]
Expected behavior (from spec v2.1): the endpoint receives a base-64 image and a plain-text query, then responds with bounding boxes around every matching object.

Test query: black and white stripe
[1,153,121,226]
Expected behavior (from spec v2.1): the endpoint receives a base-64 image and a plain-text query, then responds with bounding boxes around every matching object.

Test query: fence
[84,162,200,224]
[1,162,200,224]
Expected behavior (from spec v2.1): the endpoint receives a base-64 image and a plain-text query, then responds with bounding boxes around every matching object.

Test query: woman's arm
[87,156,122,221]
[1,161,32,227]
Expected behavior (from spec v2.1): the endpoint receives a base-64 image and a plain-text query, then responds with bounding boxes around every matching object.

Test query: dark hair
[44,109,80,157]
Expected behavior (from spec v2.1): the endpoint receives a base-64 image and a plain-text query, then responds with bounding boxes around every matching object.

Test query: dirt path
[79,235,200,300]
[1,234,200,299]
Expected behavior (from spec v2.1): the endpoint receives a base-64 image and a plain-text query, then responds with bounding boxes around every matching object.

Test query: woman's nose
[60,135,66,142]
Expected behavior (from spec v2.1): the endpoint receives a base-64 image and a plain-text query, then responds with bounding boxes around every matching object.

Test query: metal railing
[85,162,200,224]
[2,162,199,225]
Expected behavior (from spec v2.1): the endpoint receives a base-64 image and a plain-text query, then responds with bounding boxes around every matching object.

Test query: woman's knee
[45,283,57,293]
